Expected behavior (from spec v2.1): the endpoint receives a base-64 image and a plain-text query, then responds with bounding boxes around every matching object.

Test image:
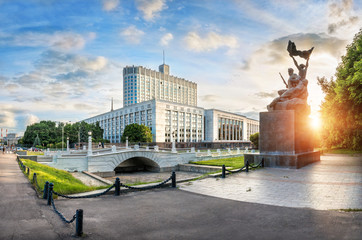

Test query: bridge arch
[115,156,160,172]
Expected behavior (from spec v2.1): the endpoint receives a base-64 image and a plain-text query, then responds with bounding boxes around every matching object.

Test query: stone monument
[245,40,320,168]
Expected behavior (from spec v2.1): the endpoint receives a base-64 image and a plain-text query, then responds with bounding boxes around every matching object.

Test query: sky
[0,0,361,135]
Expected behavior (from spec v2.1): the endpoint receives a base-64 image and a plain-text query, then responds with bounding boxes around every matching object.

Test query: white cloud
[0,109,17,128]
[160,33,173,46]
[184,31,239,52]
[135,0,167,21]
[102,0,119,11]
[51,32,86,50]
[25,114,39,126]
[327,0,361,39]
[9,50,111,100]
[75,56,108,71]
[120,25,145,44]
[0,31,92,51]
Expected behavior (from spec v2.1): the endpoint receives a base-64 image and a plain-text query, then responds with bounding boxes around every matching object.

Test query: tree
[121,123,153,143]
[317,29,362,150]
[21,120,105,147]
[33,134,41,147]
[22,120,56,146]
[250,132,259,149]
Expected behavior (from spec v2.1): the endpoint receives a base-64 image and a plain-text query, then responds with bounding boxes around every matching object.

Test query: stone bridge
[43,148,195,177]
[37,147,245,176]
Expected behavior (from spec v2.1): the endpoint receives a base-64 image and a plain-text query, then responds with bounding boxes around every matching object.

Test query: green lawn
[320,148,362,155]
[20,159,110,195]
[190,156,245,169]
[27,151,44,156]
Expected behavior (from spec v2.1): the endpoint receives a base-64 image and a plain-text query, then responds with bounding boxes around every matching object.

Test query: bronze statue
[267,41,314,113]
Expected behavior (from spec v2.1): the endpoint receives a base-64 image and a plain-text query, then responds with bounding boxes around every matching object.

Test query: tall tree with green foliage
[121,123,153,143]
[21,120,106,147]
[33,134,41,147]
[317,29,362,150]
[250,132,259,149]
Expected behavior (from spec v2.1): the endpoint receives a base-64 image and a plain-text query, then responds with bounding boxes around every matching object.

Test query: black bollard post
[114,178,120,196]
[43,181,49,199]
[75,209,83,237]
[261,158,265,168]
[246,160,249,172]
[27,167,30,175]
[32,172,37,183]
[221,165,226,178]
[47,182,53,206]
[171,171,176,188]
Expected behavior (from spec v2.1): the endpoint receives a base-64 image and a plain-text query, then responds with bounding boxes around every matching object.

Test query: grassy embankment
[190,156,245,169]
[19,159,110,195]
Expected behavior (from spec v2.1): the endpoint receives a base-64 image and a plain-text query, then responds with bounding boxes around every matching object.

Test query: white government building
[84,63,259,143]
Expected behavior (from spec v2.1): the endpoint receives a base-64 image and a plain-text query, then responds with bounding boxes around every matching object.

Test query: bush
[250,132,259,149]
[55,142,63,148]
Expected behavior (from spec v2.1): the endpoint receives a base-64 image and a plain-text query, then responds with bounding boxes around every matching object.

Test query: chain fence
[51,195,77,224]
[249,159,264,169]
[53,184,115,199]
[120,175,173,190]
[225,166,246,173]
[44,171,175,236]
[222,159,265,178]
[47,183,83,236]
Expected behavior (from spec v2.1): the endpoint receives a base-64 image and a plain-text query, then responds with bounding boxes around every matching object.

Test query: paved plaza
[179,154,362,210]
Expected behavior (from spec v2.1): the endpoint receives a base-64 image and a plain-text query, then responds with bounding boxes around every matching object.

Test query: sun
[310,115,321,130]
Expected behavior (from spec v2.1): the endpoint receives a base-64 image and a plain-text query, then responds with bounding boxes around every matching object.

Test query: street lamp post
[78,129,80,150]
[87,131,92,156]
[62,125,64,152]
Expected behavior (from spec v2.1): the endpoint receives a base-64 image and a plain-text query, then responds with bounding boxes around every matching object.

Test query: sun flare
[310,115,321,130]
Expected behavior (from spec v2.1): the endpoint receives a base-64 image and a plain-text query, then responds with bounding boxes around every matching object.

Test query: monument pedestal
[245,110,320,169]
